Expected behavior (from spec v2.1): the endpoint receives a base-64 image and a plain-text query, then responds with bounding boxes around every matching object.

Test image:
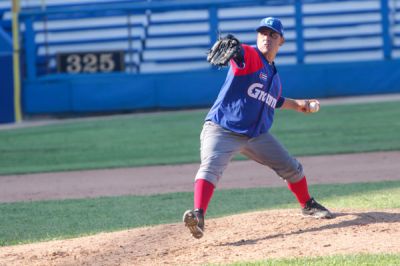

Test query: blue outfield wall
[23,70,224,113]
[0,27,15,123]
[280,60,400,98]
[15,0,400,115]
[0,54,14,122]
[23,59,400,114]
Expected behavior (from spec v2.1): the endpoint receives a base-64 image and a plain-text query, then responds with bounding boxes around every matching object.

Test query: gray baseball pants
[195,121,304,187]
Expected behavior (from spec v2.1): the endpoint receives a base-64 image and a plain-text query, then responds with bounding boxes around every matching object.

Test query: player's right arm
[281,98,319,113]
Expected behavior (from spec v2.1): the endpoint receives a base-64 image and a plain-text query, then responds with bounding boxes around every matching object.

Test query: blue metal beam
[380,0,392,59]
[295,0,304,64]
[19,0,290,18]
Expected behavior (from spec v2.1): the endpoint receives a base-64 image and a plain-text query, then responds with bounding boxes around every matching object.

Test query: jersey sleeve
[230,44,263,76]
[231,45,245,69]
[275,96,286,108]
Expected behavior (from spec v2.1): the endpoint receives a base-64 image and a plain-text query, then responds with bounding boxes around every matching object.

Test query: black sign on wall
[57,51,125,74]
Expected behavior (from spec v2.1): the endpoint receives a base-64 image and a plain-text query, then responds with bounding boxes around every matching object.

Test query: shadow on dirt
[218,211,400,247]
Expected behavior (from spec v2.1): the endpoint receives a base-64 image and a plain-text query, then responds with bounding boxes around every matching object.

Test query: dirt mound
[1,209,399,266]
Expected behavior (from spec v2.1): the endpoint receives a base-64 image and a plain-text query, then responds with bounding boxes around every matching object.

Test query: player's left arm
[277,97,320,113]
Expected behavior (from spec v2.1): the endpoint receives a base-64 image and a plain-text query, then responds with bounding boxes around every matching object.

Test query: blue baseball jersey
[205,44,285,138]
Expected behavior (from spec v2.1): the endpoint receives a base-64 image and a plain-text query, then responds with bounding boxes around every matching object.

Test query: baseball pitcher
[183,17,333,239]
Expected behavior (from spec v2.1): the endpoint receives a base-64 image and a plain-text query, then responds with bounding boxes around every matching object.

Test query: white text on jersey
[247,83,277,108]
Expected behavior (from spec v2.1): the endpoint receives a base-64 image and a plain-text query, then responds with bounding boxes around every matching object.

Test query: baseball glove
[207,34,243,67]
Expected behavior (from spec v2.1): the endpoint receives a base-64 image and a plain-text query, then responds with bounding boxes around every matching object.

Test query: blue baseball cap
[256,17,284,37]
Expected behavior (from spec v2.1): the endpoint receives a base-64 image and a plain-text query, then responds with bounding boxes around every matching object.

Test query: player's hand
[299,99,320,113]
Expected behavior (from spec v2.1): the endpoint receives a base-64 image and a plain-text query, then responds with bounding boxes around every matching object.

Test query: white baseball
[309,101,320,113]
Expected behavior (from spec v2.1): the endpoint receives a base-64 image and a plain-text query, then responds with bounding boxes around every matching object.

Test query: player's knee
[277,161,304,183]
[195,171,219,187]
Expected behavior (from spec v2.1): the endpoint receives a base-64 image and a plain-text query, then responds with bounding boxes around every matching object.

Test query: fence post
[295,0,304,64]
[11,0,22,122]
[127,12,134,73]
[23,17,37,80]
[380,0,392,60]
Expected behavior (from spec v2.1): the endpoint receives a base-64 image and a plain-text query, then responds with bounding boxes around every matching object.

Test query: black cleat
[183,208,204,239]
[302,198,333,219]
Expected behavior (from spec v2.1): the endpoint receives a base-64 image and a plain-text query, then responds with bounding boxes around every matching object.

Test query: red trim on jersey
[231,44,263,76]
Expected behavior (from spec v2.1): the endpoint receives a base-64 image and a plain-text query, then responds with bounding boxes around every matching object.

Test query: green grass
[225,254,400,266]
[0,101,400,175]
[0,180,399,246]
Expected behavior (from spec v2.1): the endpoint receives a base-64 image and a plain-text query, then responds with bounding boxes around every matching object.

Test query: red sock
[194,179,215,215]
[287,176,311,208]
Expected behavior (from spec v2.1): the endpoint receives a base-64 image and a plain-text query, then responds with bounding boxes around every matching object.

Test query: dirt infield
[1,209,399,265]
[1,151,400,202]
[0,151,399,265]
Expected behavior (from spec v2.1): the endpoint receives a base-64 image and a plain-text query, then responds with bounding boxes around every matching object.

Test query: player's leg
[240,132,333,219]
[183,121,247,239]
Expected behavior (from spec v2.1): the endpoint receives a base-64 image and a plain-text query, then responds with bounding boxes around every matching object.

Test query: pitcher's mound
[1,209,399,265]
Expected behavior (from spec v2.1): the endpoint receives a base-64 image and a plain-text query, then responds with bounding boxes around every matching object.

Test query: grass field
[0,101,399,265]
[225,254,400,266]
[0,101,399,175]
[0,180,399,246]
